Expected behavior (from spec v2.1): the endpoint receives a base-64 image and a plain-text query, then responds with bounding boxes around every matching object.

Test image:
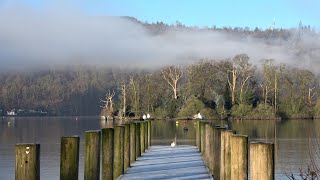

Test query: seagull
[193,112,203,120]
[142,114,147,120]
[146,113,151,119]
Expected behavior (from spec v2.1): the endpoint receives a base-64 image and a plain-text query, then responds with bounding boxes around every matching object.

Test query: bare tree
[120,82,126,117]
[161,66,183,99]
[100,90,115,116]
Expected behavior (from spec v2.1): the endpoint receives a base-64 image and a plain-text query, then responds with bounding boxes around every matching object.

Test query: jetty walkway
[119,145,212,180]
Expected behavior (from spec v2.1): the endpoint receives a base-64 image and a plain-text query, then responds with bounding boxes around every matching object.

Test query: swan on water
[142,114,147,120]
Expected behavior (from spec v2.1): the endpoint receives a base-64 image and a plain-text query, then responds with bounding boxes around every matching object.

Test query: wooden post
[205,123,214,175]
[231,134,248,180]
[148,120,151,147]
[135,122,141,157]
[196,121,201,150]
[15,144,40,180]
[124,124,130,172]
[130,123,136,164]
[113,125,125,179]
[84,130,100,180]
[140,122,145,154]
[101,128,114,180]
[220,130,234,180]
[144,121,148,150]
[213,126,226,179]
[60,136,80,180]
[250,142,274,180]
[200,121,205,155]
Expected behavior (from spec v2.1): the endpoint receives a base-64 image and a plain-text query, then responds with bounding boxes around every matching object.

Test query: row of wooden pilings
[196,121,274,180]
[15,120,152,180]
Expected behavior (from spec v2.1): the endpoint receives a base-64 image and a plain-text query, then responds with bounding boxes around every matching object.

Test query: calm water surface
[0,117,319,179]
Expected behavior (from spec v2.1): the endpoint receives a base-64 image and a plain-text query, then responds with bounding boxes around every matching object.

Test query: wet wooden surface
[119,145,212,180]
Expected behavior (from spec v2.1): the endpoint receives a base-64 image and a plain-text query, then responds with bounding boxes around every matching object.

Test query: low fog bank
[1,5,320,72]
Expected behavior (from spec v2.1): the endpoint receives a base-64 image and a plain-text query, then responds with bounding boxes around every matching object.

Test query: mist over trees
[1,18,320,118]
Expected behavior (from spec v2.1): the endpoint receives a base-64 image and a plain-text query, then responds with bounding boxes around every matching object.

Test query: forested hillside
[1,17,320,118]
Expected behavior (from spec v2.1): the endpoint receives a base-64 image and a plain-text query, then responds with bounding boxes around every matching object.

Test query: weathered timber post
[144,121,148,150]
[101,128,114,180]
[231,134,248,180]
[213,126,226,179]
[60,136,80,180]
[113,125,125,179]
[140,122,145,154]
[84,130,101,180]
[15,144,40,180]
[124,124,130,171]
[130,123,136,164]
[196,121,201,150]
[147,120,151,147]
[200,121,206,155]
[205,123,214,175]
[220,130,234,180]
[135,122,141,157]
[250,142,274,180]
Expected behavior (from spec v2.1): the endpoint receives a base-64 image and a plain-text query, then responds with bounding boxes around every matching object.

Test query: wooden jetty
[13,119,275,180]
[119,145,211,180]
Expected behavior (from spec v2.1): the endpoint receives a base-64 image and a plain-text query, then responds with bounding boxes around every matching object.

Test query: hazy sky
[0,0,319,71]
[1,0,319,29]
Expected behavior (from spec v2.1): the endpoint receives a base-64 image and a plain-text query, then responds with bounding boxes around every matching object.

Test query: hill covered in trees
[1,17,320,118]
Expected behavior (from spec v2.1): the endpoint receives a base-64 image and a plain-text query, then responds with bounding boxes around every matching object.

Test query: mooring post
[60,136,80,180]
[220,130,234,180]
[101,128,114,180]
[144,121,148,150]
[130,123,136,164]
[250,142,274,180]
[140,122,145,154]
[148,120,151,147]
[231,134,248,180]
[213,126,226,179]
[196,121,201,150]
[124,124,130,172]
[135,122,141,157]
[205,123,214,174]
[200,121,206,155]
[15,143,40,180]
[113,125,125,179]
[84,130,101,180]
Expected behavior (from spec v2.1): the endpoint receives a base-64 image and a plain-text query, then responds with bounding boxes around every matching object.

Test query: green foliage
[231,104,252,119]
[177,96,205,118]
[250,103,276,119]
[313,98,320,118]
[153,107,169,119]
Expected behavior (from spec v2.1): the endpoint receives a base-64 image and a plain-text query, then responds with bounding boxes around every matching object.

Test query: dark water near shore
[0,117,319,179]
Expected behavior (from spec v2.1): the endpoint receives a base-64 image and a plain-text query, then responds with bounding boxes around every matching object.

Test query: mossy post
[200,121,205,155]
[15,143,40,180]
[196,121,201,150]
[140,122,145,154]
[213,126,226,179]
[101,128,114,180]
[205,123,214,174]
[124,124,130,171]
[144,121,148,150]
[220,130,234,180]
[231,134,248,180]
[60,136,80,180]
[135,122,141,157]
[113,125,125,179]
[250,142,274,180]
[147,120,151,147]
[130,123,136,164]
[84,130,100,180]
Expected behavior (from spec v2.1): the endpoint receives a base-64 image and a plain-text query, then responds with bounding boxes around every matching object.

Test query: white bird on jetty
[146,113,151,119]
[142,114,147,120]
[171,137,176,147]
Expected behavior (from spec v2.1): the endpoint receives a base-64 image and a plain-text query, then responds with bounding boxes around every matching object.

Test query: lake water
[0,117,319,179]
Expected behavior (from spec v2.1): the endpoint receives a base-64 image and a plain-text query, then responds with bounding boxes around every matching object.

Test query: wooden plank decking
[119,145,212,180]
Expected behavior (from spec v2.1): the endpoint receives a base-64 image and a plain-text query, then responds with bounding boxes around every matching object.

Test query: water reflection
[0,117,319,179]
